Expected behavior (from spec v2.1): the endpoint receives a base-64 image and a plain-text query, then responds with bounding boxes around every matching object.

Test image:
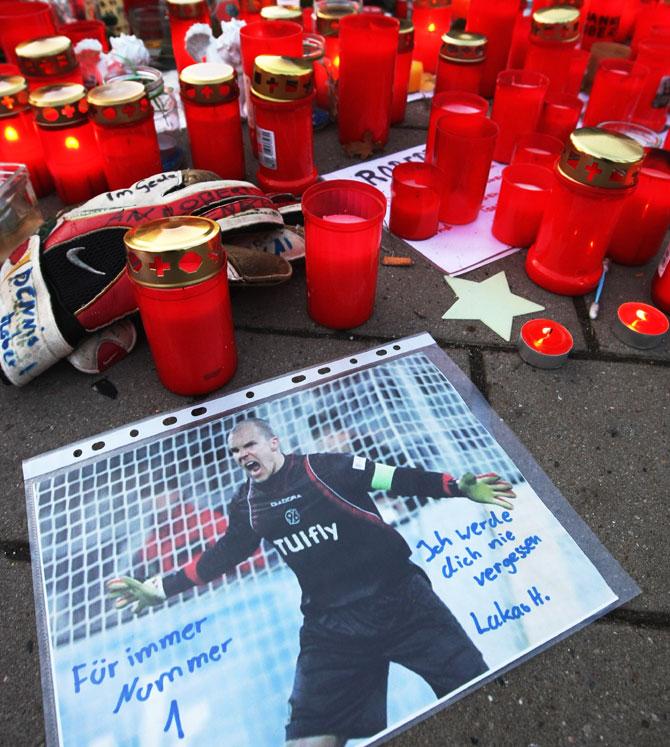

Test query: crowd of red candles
[0,0,669,391]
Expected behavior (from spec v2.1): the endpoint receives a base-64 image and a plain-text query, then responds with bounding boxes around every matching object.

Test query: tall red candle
[0,74,53,196]
[87,80,162,191]
[390,20,414,125]
[526,127,644,295]
[466,0,518,97]
[412,0,452,75]
[29,82,107,205]
[0,1,56,66]
[314,0,360,64]
[631,39,670,133]
[435,30,487,96]
[16,36,83,92]
[337,14,399,152]
[166,0,210,73]
[124,216,237,395]
[425,90,488,165]
[582,0,625,51]
[583,58,649,127]
[524,6,580,95]
[251,55,317,194]
[537,92,583,142]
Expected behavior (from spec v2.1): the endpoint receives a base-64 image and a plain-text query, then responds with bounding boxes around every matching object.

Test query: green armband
[371,463,396,491]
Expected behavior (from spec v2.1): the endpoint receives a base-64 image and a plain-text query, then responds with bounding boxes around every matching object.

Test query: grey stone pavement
[1,99,668,746]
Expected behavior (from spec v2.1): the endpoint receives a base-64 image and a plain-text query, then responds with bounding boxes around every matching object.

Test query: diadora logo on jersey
[274,523,338,556]
[285,508,300,526]
[270,494,301,508]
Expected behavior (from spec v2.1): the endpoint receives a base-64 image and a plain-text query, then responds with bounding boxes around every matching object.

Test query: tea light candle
[518,318,573,368]
[612,302,669,349]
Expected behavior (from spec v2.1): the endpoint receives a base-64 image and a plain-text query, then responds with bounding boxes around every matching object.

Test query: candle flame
[629,308,648,331]
[532,326,553,349]
[3,125,18,142]
[333,55,340,68]
[428,22,436,32]
[65,136,80,150]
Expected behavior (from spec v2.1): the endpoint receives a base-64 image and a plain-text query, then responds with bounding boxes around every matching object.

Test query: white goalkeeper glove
[107,575,166,613]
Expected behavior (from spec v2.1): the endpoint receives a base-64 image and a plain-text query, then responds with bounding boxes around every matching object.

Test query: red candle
[29,82,108,205]
[260,5,303,24]
[389,162,441,240]
[0,74,53,196]
[631,1,670,53]
[251,54,317,194]
[518,318,573,368]
[537,92,583,142]
[16,36,83,92]
[180,62,245,180]
[612,301,669,349]
[582,0,625,51]
[608,148,670,266]
[337,14,399,152]
[412,0,452,75]
[652,245,670,313]
[166,0,210,73]
[302,179,386,329]
[583,59,649,127]
[0,1,56,66]
[314,0,360,64]
[466,0,518,97]
[511,132,563,169]
[523,6,581,95]
[631,39,670,133]
[124,216,237,395]
[57,20,110,52]
[435,30,487,96]
[506,14,531,70]
[491,69,549,164]
[492,163,554,247]
[526,127,644,295]
[425,90,488,165]
[434,113,499,225]
[564,47,589,96]
[390,20,414,125]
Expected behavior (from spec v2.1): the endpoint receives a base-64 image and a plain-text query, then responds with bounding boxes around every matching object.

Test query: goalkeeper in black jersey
[109,418,516,746]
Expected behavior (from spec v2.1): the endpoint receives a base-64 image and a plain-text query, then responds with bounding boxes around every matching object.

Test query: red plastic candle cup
[57,20,110,51]
[434,114,499,225]
[0,2,56,65]
[251,55,317,194]
[16,36,83,92]
[608,149,670,266]
[582,59,649,128]
[492,164,554,247]
[583,40,632,93]
[412,0,451,75]
[302,179,386,329]
[124,216,237,395]
[466,0,518,98]
[491,69,549,164]
[632,2,670,53]
[166,0,210,72]
[87,80,162,191]
[435,30,487,96]
[526,127,644,295]
[314,0,360,64]
[537,92,583,142]
[0,74,53,196]
[612,301,669,349]
[631,39,670,133]
[523,6,581,95]
[180,62,245,179]
[564,47,589,96]
[425,90,488,165]
[390,20,414,125]
[582,0,625,51]
[518,318,573,368]
[506,14,531,70]
[511,132,563,169]
[29,83,107,205]
[389,162,441,240]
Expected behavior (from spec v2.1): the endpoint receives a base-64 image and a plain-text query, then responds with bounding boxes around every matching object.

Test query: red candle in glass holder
[537,92,583,142]
[518,318,573,368]
[425,90,488,165]
[16,36,83,92]
[435,30,487,96]
[390,20,414,125]
[526,127,644,295]
[412,0,452,75]
[57,20,110,52]
[631,39,670,133]
[582,59,649,127]
[434,114,498,225]
[389,162,441,240]
[29,82,107,205]
[612,301,669,349]
[524,6,581,95]
[511,132,563,169]
[466,0,518,97]
[337,14,399,152]
[166,0,210,73]
[0,1,56,66]
[492,163,554,247]
[302,179,386,329]
[87,80,162,190]
[314,0,359,65]
[251,54,317,194]
[124,216,237,395]
[582,0,625,51]
[0,74,53,196]
[491,69,549,164]
[608,148,670,266]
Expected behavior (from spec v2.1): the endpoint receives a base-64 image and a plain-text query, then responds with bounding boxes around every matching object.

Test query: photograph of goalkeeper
[108,417,516,747]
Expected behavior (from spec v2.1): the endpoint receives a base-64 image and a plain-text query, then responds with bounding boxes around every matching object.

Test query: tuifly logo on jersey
[274,522,338,556]
[285,508,301,525]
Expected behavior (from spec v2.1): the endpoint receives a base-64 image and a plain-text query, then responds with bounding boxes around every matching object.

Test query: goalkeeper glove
[107,575,167,613]
[457,472,516,510]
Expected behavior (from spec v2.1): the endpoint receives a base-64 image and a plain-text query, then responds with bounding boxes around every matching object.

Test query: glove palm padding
[457,472,516,510]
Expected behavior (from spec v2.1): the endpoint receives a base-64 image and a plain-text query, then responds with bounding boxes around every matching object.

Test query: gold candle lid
[15,35,78,78]
[261,5,302,21]
[531,6,581,43]
[87,80,153,126]
[0,75,29,117]
[315,2,359,37]
[166,0,208,20]
[124,216,225,288]
[252,55,313,102]
[180,62,239,105]
[558,127,645,189]
[440,30,487,63]
[398,20,414,53]
[29,83,88,127]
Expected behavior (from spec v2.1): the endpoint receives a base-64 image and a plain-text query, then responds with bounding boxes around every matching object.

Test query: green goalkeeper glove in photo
[457,472,516,510]
[106,575,166,613]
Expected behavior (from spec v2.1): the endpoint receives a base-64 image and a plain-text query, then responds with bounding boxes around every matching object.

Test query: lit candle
[518,318,573,368]
[612,302,669,350]
[412,0,452,75]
